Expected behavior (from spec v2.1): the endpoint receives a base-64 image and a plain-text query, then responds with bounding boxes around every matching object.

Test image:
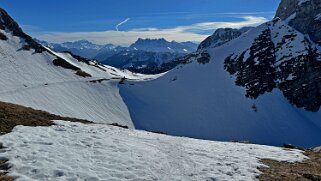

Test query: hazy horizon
[1,0,279,45]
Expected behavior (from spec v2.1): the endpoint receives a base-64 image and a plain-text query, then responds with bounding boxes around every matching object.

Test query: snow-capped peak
[198,27,253,50]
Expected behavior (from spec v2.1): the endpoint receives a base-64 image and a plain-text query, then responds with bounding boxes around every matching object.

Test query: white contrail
[115,18,130,31]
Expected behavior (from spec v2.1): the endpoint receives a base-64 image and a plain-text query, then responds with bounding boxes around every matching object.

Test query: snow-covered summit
[60,40,103,50]
[198,27,253,50]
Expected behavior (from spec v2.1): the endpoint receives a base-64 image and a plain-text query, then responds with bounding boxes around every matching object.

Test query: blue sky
[0,0,280,45]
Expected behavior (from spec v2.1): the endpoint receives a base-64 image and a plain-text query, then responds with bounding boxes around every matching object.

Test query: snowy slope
[120,20,321,148]
[0,21,159,127]
[0,121,306,181]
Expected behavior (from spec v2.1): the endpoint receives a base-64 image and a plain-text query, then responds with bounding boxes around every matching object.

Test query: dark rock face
[198,28,242,50]
[0,8,45,53]
[52,58,92,77]
[275,0,321,44]
[197,52,210,64]
[224,21,321,112]
[278,48,321,112]
[225,29,276,99]
[198,28,252,50]
[0,32,7,40]
[52,58,80,71]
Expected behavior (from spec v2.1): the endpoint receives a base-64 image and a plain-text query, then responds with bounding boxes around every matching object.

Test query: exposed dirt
[0,175,13,181]
[0,101,91,134]
[260,149,321,181]
[0,159,11,181]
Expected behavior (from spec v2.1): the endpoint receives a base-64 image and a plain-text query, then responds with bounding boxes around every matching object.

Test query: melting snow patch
[0,121,306,181]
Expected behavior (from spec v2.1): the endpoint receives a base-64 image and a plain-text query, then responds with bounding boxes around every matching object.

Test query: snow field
[0,121,306,181]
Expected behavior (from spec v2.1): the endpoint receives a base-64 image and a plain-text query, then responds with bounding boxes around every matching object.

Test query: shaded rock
[198,28,252,50]
[276,0,321,44]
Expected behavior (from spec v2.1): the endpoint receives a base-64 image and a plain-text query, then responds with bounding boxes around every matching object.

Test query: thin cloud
[115,18,130,31]
[35,16,268,46]
[143,11,275,17]
[21,24,42,32]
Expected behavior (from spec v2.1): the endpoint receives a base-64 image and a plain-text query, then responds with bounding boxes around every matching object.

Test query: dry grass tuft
[260,150,321,181]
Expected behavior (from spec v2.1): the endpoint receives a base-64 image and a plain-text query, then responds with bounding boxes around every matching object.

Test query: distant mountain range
[38,30,257,74]
[129,38,197,53]
[38,38,198,73]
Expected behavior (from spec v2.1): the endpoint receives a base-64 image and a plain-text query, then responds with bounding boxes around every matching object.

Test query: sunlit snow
[0,121,306,181]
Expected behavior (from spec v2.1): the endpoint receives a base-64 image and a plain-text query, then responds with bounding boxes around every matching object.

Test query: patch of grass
[259,150,321,181]
[0,175,13,181]
[0,101,91,134]
[0,159,12,181]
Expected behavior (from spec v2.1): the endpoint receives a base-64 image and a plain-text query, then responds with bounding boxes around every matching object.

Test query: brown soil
[0,175,13,181]
[0,101,91,134]
[260,150,321,181]
[0,159,11,181]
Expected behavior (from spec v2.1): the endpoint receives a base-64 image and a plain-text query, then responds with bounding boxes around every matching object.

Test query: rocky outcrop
[0,8,45,53]
[221,0,321,112]
[0,32,7,40]
[198,27,252,50]
[224,19,321,112]
[0,8,95,78]
[225,29,276,99]
[275,0,321,44]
